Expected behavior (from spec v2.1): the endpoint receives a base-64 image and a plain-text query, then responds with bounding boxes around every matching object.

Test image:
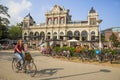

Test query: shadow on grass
[40,69,111,80]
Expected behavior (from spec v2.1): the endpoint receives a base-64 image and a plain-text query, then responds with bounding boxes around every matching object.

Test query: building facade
[102,27,120,41]
[22,5,102,47]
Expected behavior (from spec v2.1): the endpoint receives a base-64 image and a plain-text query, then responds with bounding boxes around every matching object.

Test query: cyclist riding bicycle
[14,39,25,69]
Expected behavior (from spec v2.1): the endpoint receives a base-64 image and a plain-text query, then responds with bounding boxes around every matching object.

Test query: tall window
[29,32,34,40]
[74,31,80,40]
[54,18,58,24]
[90,18,96,25]
[48,18,52,25]
[24,33,27,40]
[40,32,45,40]
[67,31,73,40]
[24,22,28,28]
[81,31,88,41]
[60,32,64,40]
[47,32,51,40]
[53,32,57,40]
[91,31,95,41]
[34,32,39,40]
[60,17,64,24]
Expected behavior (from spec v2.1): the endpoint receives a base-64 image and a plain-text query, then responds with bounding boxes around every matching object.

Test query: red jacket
[14,44,24,53]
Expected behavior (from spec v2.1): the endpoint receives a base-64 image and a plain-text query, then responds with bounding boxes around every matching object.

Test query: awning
[67,38,79,42]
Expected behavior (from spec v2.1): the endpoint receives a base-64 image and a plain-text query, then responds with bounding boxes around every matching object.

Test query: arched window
[34,32,39,40]
[67,31,73,40]
[47,32,51,40]
[59,32,64,40]
[74,31,80,40]
[40,32,45,40]
[81,31,88,41]
[24,33,27,40]
[53,32,57,40]
[91,31,95,41]
[29,32,34,40]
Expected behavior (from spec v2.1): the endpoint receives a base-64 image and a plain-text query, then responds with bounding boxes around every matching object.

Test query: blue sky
[1,0,120,30]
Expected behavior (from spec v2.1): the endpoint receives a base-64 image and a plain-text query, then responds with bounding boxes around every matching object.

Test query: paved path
[0,50,120,80]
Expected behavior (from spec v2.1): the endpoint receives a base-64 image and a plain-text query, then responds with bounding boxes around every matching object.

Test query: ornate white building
[22,5,102,47]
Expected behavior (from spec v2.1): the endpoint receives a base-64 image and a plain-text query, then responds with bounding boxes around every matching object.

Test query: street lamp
[97,20,102,51]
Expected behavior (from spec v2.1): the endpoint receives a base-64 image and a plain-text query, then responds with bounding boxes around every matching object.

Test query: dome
[89,7,96,13]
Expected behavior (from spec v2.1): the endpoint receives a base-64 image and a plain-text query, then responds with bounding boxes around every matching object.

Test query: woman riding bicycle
[14,39,25,68]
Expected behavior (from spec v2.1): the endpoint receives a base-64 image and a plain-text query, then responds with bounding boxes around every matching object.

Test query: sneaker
[17,66,22,70]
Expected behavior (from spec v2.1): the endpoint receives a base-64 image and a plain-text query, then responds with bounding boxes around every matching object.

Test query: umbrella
[67,38,79,42]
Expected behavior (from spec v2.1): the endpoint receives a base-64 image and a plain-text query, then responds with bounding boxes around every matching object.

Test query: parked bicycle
[111,52,120,64]
[12,52,37,77]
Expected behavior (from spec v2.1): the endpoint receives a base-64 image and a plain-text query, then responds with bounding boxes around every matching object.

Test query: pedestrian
[24,43,28,52]
[75,45,82,58]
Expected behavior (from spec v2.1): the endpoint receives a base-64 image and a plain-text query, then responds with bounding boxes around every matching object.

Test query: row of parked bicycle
[74,50,120,64]
[41,48,120,64]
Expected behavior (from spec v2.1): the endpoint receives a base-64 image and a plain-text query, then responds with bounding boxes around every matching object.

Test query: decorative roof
[89,7,96,13]
[50,4,66,13]
[24,13,33,19]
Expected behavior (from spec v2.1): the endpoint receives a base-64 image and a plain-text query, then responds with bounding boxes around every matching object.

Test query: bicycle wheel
[26,60,37,77]
[12,58,19,72]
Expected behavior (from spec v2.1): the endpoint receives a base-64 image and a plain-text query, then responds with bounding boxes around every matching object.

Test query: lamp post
[97,20,102,52]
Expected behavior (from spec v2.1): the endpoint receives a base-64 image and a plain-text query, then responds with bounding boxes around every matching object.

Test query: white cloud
[7,0,32,25]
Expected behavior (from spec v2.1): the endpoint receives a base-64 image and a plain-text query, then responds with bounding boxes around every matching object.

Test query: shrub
[53,47,61,55]
[53,46,76,56]
[101,49,116,54]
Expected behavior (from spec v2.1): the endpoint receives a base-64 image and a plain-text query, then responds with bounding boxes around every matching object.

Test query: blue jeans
[14,53,24,65]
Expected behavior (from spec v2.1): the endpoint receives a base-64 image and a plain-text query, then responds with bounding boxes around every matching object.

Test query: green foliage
[53,46,118,57]
[0,3,10,39]
[61,46,76,56]
[110,33,117,41]
[53,46,76,56]
[0,4,10,25]
[109,33,120,47]
[53,47,61,55]
[101,33,105,42]
[8,24,22,39]
[0,24,2,38]
[0,24,8,39]
[101,49,116,55]
[0,30,2,38]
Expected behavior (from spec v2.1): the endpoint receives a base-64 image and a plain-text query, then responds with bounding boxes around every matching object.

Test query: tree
[109,33,119,47]
[0,2,10,39]
[0,4,10,25]
[0,25,9,38]
[8,24,22,40]
[101,33,105,42]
